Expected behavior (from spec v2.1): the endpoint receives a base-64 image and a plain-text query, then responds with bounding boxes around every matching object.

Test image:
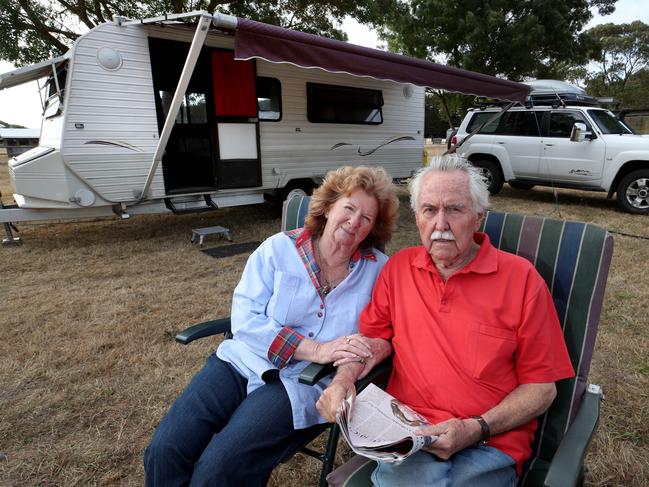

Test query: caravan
[0,11,529,226]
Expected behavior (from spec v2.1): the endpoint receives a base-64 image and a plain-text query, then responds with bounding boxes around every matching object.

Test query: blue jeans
[144,354,318,486]
[372,446,517,487]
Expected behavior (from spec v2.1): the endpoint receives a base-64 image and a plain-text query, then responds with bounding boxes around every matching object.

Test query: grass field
[1,157,648,486]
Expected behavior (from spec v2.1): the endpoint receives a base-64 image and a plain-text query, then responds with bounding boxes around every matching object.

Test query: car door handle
[544,143,554,146]
[497,141,506,144]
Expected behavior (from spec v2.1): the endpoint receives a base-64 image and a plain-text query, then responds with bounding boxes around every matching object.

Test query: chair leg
[319,424,341,487]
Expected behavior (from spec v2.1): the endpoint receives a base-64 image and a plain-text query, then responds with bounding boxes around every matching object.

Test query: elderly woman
[145,166,399,486]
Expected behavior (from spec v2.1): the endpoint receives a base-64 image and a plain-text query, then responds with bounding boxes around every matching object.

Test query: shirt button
[441,299,447,305]
[320,304,324,309]
[317,312,323,317]
[308,332,314,337]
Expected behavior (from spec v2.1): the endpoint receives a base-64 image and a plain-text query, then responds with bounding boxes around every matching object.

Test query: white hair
[409,155,490,213]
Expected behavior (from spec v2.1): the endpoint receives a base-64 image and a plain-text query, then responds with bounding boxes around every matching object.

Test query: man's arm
[418,382,557,459]
[316,337,392,422]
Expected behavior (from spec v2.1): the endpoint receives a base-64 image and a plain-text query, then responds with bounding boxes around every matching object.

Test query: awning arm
[136,13,213,202]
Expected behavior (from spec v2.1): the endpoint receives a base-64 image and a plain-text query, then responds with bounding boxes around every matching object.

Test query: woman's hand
[313,333,372,364]
[333,336,392,379]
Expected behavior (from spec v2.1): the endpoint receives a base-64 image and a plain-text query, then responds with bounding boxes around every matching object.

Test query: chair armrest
[298,358,393,388]
[299,363,336,385]
[175,318,232,345]
[544,384,603,487]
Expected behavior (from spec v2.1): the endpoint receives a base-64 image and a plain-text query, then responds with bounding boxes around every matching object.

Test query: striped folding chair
[327,210,614,487]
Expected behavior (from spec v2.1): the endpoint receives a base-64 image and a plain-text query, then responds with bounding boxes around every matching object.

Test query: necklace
[315,240,349,295]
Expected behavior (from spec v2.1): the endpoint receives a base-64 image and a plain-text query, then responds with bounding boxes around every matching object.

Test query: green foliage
[378,0,614,80]
[583,21,649,108]
[0,0,381,66]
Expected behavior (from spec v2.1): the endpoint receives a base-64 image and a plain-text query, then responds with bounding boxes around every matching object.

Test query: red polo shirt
[359,233,574,473]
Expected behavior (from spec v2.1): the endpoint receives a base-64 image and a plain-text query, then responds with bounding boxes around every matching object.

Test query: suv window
[467,112,501,133]
[547,111,589,138]
[467,111,542,136]
[508,111,542,136]
[588,110,633,134]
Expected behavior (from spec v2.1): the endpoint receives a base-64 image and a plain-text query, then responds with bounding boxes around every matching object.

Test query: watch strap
[470,415,491,444]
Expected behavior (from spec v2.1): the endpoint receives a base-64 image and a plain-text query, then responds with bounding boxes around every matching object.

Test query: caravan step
[191,226,232,246]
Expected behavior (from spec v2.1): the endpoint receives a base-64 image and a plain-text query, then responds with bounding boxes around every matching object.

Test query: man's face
[414,171,482,269]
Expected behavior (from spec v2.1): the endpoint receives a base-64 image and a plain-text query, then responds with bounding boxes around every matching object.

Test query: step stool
[191,226,232,246]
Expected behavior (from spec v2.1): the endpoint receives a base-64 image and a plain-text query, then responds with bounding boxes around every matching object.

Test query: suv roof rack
[473,80,600,109]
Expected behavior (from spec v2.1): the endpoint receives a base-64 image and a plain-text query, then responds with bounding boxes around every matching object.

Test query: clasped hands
[314,333,373,368]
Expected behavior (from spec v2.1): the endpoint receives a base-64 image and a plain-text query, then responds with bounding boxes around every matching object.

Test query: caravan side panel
[61,23,163,203]
[255,61,425,189]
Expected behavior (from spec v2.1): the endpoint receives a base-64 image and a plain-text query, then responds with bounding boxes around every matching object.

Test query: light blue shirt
[217,231,387,428]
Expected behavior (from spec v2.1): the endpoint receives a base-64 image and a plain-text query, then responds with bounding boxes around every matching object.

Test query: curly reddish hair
[304,166,399,248]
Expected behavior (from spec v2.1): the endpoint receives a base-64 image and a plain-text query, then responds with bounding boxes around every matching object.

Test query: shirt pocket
[266,271,300,325]
[471,322,517,383]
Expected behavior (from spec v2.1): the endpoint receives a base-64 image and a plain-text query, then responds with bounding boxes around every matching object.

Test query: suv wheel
[617,169,649,214]
[509,181,535,190]
[473,160,504,195]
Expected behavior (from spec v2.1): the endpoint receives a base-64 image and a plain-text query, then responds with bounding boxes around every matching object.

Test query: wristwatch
[470,415,490,445]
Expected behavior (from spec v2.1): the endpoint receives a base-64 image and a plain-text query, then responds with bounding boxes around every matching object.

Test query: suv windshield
[588,110,634,134]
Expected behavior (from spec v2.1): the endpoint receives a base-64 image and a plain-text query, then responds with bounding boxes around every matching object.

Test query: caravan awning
[234,18,529,103]
[0,55,67,91]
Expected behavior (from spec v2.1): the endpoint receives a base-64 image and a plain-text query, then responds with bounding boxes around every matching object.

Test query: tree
[0,0,384,66]
[377,0,616,80]
[375,0,617,127]
[583,21,649,105]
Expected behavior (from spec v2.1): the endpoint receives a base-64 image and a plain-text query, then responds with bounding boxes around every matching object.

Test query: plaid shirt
[267,228,377,369]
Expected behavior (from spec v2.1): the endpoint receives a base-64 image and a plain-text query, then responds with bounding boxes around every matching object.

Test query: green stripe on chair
[282,194,310,232]
[535,219,563,291]
[500,213,525,254]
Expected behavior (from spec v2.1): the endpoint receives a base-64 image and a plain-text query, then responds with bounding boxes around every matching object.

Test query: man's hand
[416,418,482,460]
[316,364,362,422]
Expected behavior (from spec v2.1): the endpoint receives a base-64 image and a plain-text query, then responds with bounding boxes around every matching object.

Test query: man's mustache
[430,230,456,241]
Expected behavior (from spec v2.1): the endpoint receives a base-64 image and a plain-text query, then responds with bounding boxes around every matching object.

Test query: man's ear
[475,212,484,231]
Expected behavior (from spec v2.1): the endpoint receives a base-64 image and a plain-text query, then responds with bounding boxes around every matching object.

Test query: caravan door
[211,51,262,189]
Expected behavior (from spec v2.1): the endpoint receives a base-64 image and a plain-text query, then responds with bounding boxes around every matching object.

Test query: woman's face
[322,188,379,250]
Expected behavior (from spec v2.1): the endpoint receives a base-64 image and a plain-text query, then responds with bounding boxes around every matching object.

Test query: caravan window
[256,77,282,121]
[158,92,208,125]
[307,83,383,124]
[43,62,68,119]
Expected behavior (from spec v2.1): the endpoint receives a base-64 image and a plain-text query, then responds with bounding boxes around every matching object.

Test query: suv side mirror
[570,122,595,142]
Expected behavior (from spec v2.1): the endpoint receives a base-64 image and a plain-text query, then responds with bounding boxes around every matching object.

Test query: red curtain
[212,50,257,117]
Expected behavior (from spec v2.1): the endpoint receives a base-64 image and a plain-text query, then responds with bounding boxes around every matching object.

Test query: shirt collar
[288,228,377,262]
[411,232,498,275]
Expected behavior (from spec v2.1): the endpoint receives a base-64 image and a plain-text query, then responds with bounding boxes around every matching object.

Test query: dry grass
[1,157,648,486]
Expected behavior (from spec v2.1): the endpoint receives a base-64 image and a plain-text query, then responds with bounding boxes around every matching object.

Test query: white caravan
[0,11,529,229]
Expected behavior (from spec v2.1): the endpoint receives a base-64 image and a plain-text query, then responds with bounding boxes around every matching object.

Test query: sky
[1,0,648,129]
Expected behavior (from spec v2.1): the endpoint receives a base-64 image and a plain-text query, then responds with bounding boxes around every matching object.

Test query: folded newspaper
[336,383,437,463]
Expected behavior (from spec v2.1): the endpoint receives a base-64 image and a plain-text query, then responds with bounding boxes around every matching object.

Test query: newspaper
[336,383,437,463]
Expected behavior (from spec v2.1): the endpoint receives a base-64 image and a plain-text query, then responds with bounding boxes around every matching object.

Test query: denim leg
[449,446,517,487]
[190,374,319,487]
[371,447,517,487]
[372,451,451,487]
[144,355,248,487]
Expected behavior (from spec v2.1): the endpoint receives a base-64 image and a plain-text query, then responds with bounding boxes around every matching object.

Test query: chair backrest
[479,210,614,477]
[281,193,311,232]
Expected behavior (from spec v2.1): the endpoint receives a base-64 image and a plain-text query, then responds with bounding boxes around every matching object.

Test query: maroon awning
[234,18,529,103]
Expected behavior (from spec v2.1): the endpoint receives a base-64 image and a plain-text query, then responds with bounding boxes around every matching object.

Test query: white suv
[454,105,649,214]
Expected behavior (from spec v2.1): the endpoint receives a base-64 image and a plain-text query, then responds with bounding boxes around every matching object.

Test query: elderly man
[318,155,574,485]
